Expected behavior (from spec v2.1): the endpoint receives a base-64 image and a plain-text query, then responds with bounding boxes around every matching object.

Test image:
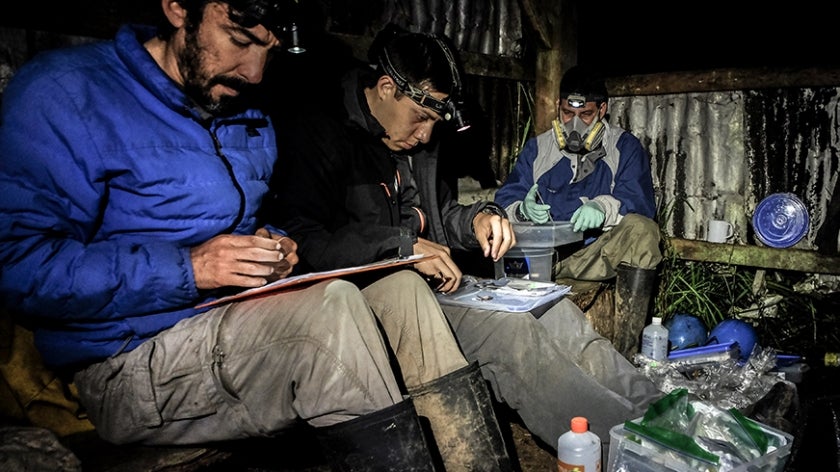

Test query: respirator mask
[553,94,605,154]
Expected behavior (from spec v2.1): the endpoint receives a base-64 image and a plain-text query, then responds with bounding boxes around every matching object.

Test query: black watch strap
[480,203,507,219]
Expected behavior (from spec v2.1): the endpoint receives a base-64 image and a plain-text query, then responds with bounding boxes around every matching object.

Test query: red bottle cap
[570,416,588,433]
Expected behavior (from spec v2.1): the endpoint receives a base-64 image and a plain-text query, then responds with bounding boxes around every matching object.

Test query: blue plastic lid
[752,193,809,248]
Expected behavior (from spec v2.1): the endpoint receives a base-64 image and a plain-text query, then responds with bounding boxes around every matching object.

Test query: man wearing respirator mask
[495,65,662,356]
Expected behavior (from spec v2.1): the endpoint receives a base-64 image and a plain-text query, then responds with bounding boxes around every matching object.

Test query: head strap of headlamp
[378,36,462,121]
[560,92,607,109]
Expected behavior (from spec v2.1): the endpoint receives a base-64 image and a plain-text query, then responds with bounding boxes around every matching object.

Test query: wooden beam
[535,49,561,134]
[532,0,576,134]
[608,67,840,97]
[667,238,840,275]
[519,0,552,49]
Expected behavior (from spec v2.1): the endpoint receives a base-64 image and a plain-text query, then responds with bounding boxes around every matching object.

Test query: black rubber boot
[614,263,658,359]
[315,399,439,471]
[408,362,513,472]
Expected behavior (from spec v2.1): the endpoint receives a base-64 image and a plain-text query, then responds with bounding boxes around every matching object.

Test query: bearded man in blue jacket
[0,1,513,469]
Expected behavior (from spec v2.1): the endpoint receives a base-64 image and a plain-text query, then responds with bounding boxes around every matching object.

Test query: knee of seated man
[619,213,663,265]
[373,269,429,291]
[316,279,381,327]
[619,213,660,238]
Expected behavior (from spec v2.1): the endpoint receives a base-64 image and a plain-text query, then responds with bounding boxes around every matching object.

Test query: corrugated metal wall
[326,0,526,58]
[610,89,840,252]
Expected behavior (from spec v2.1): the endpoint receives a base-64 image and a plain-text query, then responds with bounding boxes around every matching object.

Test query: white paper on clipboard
[197,254,435,309]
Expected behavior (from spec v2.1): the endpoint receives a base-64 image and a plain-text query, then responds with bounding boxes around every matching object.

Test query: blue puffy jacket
[0,25,276,370]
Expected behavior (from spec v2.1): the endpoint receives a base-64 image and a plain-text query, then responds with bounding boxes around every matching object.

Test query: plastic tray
[512,221,582,248]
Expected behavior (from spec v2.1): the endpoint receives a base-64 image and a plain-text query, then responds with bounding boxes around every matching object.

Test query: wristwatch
[479,203,507,219]
[473,203,508,237]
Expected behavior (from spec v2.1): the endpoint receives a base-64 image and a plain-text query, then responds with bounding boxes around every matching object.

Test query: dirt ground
[509,421,557,471]
[57,414,557,472]
[61,417,560,471]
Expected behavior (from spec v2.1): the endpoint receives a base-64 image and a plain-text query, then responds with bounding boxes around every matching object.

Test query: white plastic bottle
[641,316,669,361]
[557,416,601,472]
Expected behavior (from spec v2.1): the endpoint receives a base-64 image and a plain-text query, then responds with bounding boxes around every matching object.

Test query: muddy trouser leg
[360,270,468,386]
[364,271,512,471]
[442,299,661,455]
[73,279,405,445]
[554,214,663,361]
[555,213,662,281]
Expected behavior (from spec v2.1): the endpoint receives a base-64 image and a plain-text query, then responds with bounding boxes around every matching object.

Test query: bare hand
[255,227,299,282]
[190,232,297,290]
[472,212,516,261]
[412,238,462,294]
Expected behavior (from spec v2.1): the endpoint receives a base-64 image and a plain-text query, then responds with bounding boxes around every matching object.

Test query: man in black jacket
[262,24,662,452]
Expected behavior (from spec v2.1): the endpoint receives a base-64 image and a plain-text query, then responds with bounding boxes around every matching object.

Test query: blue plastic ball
[664,313,708,351]
[707,319,759,361]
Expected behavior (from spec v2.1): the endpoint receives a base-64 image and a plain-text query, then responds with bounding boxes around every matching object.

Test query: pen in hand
[535,190,554,223]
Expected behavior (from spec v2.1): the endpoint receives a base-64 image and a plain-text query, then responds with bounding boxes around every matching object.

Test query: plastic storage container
[494,221,582,281]
[511,221,582,248]
[494,247,554,281]
[641,317,669,361]
[557,416,601,472]
[606,415,793,472]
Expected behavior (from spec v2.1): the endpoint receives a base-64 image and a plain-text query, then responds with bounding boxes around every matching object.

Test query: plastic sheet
[634,344,782,410]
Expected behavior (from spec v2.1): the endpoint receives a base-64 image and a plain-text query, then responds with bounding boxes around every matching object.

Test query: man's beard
[178,29,259,116]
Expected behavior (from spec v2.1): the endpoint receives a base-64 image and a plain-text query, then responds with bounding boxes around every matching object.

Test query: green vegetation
[508,81,535,175]
[653,234,837,354]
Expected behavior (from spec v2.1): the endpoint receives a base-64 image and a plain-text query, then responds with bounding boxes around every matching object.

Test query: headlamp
[378,36,471,132]
[566,94,587,109]
[450,100,470,132]
[562,91,606,109]
[283,22,305,54]
[226,1,305,53]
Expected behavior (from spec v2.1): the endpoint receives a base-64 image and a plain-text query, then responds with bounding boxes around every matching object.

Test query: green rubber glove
[521,184,551,223]
[571,201,605,232]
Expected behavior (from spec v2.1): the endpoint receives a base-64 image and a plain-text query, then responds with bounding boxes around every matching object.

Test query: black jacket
[262,68,496,273]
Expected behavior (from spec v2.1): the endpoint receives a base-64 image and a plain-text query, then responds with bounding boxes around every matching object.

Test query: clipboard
[196,254,436,309]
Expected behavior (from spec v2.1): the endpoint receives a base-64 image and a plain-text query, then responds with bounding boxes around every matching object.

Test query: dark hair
[157,0,293,39]
[559,65,608,105]
[367,23,460,96]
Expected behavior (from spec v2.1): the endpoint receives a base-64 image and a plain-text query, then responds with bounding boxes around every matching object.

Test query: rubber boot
[315,399,439,471]
[614,263,658,359]
[408,362,513,472]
